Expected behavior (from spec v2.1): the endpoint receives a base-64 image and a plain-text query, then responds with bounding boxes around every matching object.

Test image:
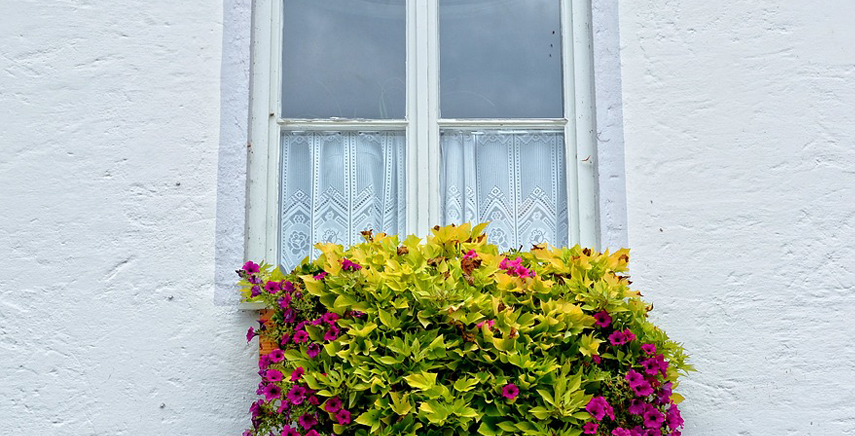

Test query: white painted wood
[278,119,407,130]
[426,0,441,231]
[561,0,582,246]
[405,0,419,236]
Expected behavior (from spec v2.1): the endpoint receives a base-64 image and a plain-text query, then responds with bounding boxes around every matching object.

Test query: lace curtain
[279,131,406,268]
[440,130,569,252]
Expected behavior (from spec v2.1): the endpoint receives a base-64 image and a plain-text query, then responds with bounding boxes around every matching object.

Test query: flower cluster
[238,224,691,436]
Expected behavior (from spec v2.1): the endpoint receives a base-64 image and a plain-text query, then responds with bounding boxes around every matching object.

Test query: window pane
[280,131,406,268]
[282,0,406,119]
[439,0,563,119]
[440,130,567,251]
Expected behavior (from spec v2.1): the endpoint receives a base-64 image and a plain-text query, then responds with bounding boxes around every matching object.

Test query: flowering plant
[239,223,692,436]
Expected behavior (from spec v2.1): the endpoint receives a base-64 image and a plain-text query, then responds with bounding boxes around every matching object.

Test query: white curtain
[440,130,569,251]
[279,131,406,268]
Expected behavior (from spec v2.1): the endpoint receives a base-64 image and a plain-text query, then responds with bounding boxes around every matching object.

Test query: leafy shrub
[239,223,691,436]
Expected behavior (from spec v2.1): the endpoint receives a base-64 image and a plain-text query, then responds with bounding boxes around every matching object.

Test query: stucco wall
[620,2,855,434]
[0,1,258,434]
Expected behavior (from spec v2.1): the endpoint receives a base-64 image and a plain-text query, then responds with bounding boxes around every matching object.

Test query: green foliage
[239,223,692,436]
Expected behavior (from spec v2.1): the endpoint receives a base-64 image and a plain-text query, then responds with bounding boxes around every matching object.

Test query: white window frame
[246,0,598,265]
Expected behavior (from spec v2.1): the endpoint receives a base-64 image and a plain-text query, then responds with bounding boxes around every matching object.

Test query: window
[247,0,598,266]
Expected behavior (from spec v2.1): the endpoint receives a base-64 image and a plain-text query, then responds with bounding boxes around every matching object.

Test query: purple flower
[249,275,262,284]
[666,403,684,430]
[308,395,319,406]
[643,407,665,429]
[341,258,362,271]
[583,422,599,434]
[277,400,289,414]
[612,428,632,436]
[282,281,295,293]
[243,261,260,274]
[304,431,319,436]
[642,343,657,355]
[622,329,636,342]
[322,312,339,324]
[250,285,261,297]
[265,369,283,382]
[641,355,669,377]
[609,330,627,346]
[593,311,612,327]
[280,333,291,346]
[278,294,292,309]
[313,271,328,280]
[258,354,270,370]
[306,343,321,358]
[281,426,300,436]
[625,369,645,387]
[287,385,307,405]
[585,397,615,421]
[324,325,340,341]
[293,330,309,344]
[502,383,519,400]
[290,368,304,381]
[335,409,352,425]
[264,281,281,294]
[262,384,281,402]
[283,309,296,323]
[628,399,645,415]
[657,382,673,404]
[268,349,285,363]
[246,327,257,343]
[249,399,263,418]
[350,310,365,318]
[324,397,342,413]
[299,413,317,430]
[591,355,601,364]
[632,381,654,397]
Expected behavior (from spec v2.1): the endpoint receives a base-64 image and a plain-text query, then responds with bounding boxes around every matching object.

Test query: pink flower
[268,349,285,363]
[308,395,319,406]
[324,397,342,413]
[641,355,669,377]
[502,383,519,400]
[335,409,352,425]
[612,428,632,436]
[666,403,684,430]
[262,384,281,402]
[622,329,636,342]
[341,258,362,271]
[293,330,309,344]
[322,312,339,324]
[657,382,673,404]
[583,422,599,434]
[628,399,645,415]
[324,325,340,341]
[592,355,601,364]
[307,343,321,358]
[281,333,291,345]
[304,431,319,436]
[246,327,257,343]
[463,249,478,259]
[299,413,318,429]
[625,369,645,387]
[258,354,270,370]
[313,271,328,280]
[641,343,657,355]
[278,294,292,309]
[249,400,263,417]
[282,281,295,293]
[643,407,665,429]
[290,367,304,382]
[585,396,615,421]
[283,309,296,323]
[287,385,307,405]
[250,285,261,297]
[593,311,612,327]
[476,319,495,330]
[243,261,260,274]
[609,330,628,346]
[281,426,300,436]
[265,369,283,382]
[264,281,281,294]
[632,381,654,397]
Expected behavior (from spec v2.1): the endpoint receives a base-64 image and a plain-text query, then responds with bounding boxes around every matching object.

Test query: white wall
[620,2,855,434]
[0,1,257,434]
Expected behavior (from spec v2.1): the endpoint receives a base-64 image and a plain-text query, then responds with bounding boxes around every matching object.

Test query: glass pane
[280,131,406,268]
[439,0,563,119]
[282,0,406,119]
[440,130,567,251]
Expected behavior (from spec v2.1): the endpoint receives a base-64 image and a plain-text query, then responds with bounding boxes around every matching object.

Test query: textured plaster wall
[620,2,855,434]
[0,1,257,434]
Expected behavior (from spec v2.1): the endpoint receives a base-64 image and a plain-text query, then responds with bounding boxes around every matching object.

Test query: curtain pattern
[279,131,406,268]
[440,130,568,251]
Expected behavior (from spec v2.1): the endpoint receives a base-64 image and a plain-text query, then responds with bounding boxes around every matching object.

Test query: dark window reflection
[282,0,406,119]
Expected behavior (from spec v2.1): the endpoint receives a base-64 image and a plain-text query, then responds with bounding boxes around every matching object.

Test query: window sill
[238,301,266,311]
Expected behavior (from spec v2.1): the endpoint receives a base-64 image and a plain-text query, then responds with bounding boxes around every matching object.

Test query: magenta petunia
[322,312,339,324]
[262,384,281,402]
[324,397,342,413]
[264,280,281,294]
[268,349,285,363]
[243,261,260,274]
[250,285,261,297]
[324,325,340,341]
[463,249,478,259]
[293,330,309,344]
[628,399,645,415]
[246,327,257,343]
[277,400,289,414]
[585,396,615,421]
[282,281,295,293]
[278,294,292,309]
[335,409,352,425]
[265,369,283,382]
[306,343,321,358]
[583,422,599,434]
[476,319,495,330]
[258,354,270,370]
[290,367,304,382]
[632,380,654,397]
[313,271,328,280]
[341,258,362,271]
[298,413,318,430]
[287,385,307,405]
[280,426,300,436]
[622,329,636,342]
[308,395,319,406]
[502,383,519,400]
[609,330,627,346]
[304,431,319,436]
[593,311,612,327]
[642,343,657,355]
[643,407,665,429]
[666,403,684,430]
[249,400,263,418]
[611,428,632,436]
[283,309,296,323]
[591,355,601,364]
[625,369,645,387]
[281,333,291,345]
